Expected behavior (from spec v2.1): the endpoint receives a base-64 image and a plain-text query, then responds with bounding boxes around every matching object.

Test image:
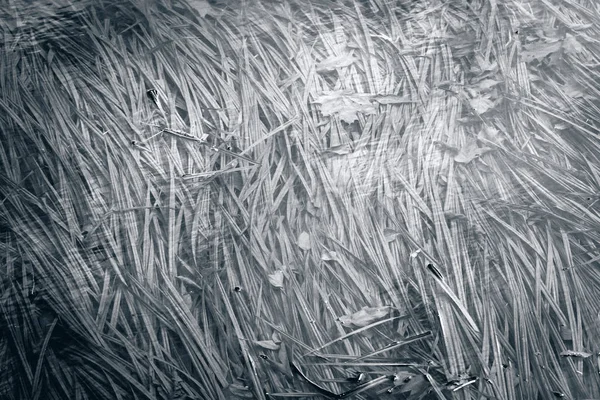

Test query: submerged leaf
[474,54,497,72]
[317,53,357,72]
[454,140,492,164]
[188,0,213,17]
[562,34,584,56]
[277,345,293,377]
[297,231,311,250]
[321,250,338,261]
[314,91,376,123]
[475,79,503,91]
[272,331,282,343]
[322,144,353,156]
[469,95,494,115]
[521,40,562,63]
[477,125,503,144]
[254,340,281,351]
[434,141,460,155]
[384,228,400,242]
[268,270,284,288]
[338,306,392,328]
[305,200,321,217]
[445,211,468,222]
[562,79,591,100]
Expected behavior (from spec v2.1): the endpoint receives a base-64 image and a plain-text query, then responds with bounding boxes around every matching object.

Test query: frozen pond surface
[1,1,600,399]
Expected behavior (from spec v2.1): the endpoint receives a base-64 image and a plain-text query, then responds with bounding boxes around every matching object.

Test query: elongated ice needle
[181,165,256,180]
